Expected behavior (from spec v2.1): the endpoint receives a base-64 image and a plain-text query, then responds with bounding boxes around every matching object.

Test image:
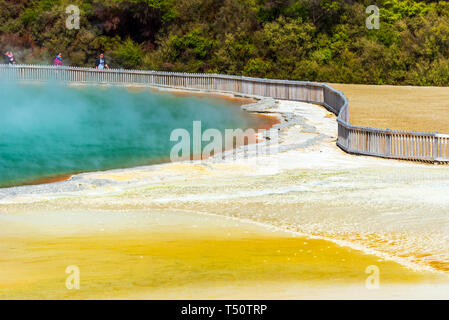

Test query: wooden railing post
[386,129,392,157]
[433,132,438,162]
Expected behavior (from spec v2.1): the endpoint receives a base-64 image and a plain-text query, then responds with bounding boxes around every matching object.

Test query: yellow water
[0,210,446,299]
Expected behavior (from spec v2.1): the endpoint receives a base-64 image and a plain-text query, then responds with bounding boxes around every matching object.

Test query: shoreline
[0,86,280,189]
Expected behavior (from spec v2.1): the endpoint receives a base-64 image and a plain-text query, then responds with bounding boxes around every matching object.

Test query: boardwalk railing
[1,64,448,163]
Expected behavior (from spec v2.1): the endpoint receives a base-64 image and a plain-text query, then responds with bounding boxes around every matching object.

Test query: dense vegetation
[1,0,449,85]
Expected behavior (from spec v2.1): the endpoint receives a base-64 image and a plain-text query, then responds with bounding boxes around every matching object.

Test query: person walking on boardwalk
[95,53,109,70]
[4,51,16,65]
[7,51,16,64]
[54,53,63,67]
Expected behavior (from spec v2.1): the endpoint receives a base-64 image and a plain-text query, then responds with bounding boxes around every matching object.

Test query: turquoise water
[0,83,262,188]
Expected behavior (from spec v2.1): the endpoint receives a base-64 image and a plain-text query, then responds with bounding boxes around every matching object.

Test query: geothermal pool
[0,83,266,188]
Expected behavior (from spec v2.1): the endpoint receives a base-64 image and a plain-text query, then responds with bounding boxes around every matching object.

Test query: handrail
[0,64,447,163]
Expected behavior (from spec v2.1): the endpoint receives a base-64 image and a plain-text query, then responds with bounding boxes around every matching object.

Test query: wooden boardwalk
[1,64,448,163]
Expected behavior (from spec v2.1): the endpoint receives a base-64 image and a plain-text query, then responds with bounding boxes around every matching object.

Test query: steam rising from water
[0,82,259,187]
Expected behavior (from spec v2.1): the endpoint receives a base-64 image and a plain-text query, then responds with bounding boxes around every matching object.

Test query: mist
[0,81,259,188]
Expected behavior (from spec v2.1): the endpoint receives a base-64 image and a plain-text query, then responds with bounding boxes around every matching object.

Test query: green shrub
[244,58,271,77]
[113,38,145,69]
